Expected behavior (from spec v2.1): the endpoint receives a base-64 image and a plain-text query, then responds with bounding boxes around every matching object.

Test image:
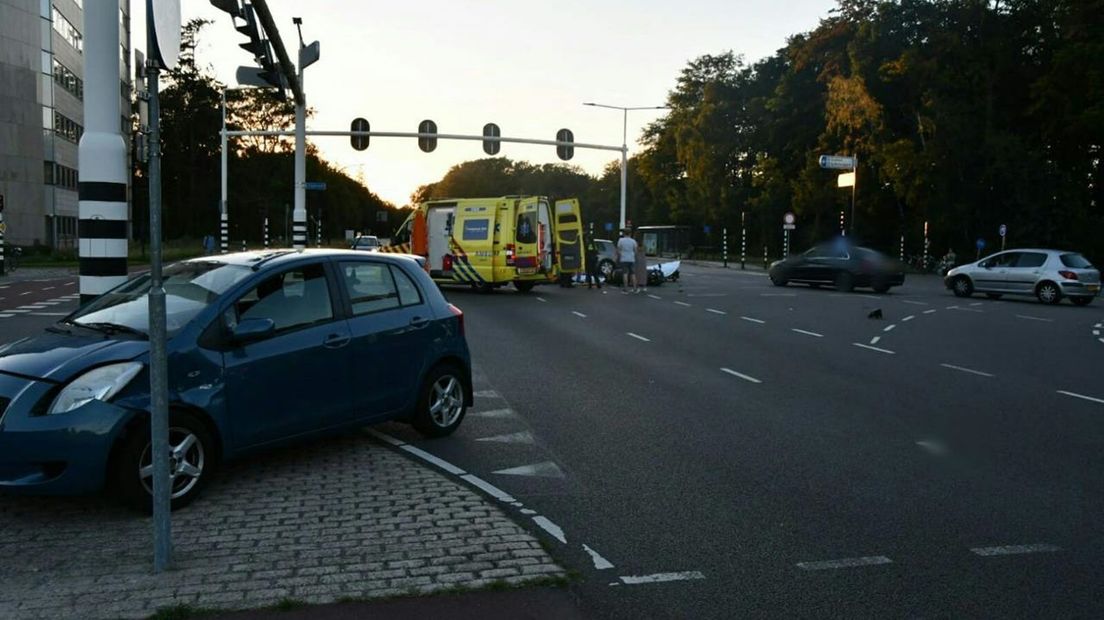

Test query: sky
[134,0,838,206]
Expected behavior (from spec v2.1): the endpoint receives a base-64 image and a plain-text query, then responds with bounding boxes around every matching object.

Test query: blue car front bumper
[0,373,134,495]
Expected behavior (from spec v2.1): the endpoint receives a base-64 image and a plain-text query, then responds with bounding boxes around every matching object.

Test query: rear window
[1060,253,1093,269]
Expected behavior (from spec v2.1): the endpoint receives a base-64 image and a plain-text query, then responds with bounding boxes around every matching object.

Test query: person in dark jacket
[584,239,602,289]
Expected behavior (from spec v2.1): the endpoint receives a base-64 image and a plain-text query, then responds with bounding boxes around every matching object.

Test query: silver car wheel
[138,427,206,500]
[429,375,464,427]
[1037,283,1059,304]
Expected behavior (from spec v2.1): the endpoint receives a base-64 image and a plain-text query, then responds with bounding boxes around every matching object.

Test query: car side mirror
[231,317,275,344]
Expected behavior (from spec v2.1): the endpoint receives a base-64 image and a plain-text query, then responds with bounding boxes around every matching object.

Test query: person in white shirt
[615,230,638,293]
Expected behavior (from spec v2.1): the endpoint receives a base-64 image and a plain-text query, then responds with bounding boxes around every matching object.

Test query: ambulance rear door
[554,199,584,274]
[513,198,541,277]
[425,204,455,276]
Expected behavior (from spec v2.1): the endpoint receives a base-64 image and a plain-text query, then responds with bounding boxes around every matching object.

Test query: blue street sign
[604,222,614,232]
[976,238,986,250]
[703,225,712,234]
[304,181,327,191]
[999,224,1007,237]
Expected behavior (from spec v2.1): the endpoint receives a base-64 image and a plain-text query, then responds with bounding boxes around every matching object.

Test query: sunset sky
[135,0,838,206]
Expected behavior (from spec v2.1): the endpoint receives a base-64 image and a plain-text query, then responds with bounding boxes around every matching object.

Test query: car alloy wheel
[599,260,615,278]
[114,411,215,512]
[429,375,464,428]
[412,365,468,437]
[139,426,206,500]
[953,276,973,297]
[1036,282,1061,304]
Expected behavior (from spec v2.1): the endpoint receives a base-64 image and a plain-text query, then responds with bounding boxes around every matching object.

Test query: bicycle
[4,246,20,273]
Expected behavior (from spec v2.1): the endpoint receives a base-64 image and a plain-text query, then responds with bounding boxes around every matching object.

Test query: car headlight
[49,362,143,415]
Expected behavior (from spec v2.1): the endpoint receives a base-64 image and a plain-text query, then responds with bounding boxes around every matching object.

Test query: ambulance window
[462,219,490,241]
[340,262,400,315]
[517,212,537,244]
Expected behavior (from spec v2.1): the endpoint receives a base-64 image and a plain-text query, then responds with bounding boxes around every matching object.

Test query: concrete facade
[0,0,129,250]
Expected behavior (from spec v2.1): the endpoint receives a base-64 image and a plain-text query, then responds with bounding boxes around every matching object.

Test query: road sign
[482,123,501,156]
[149,0,181,69]
[556,128,574,160]
[350,117,369,151]
[783,212,795,225]
[976,238,986,250]
[837,172,855,187]
[0,222,6,234]
[418,120,437,152]
[304,181,327,191]
[604,222,614,232]
[819,155,856,170]
[703,225,711,234]
[999,224,1007,237]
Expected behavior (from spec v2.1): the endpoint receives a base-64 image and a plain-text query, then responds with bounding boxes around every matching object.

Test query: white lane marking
[720,368,762,384]
[706,308,727,315]
[39,301,61,306]
[915,440,948,456]
[572,311,587,318]
[583,545,615,570]
[852,343,895,354]
[1016,314,1054,323]
[971,544,1061,557]
[19,292,31,296]
[1057,390,1104,405]
[476,431,536,445]
[20,305,48,310]
[65,282,75,286]
[532,516,567,544]
[627,332,651,342]
[461,474,518,504]
[869,336,881,345]
[902,300,929,306]
[492,461,566,479]
[1093,330,1100,336]
[30,312,69,317]
[41,286,54,291]
[521,508,537,515]
[761,293,796,297]
[740,316,765,324]
[791,328,823,338]
[674,301,692,307]
[473,389,500,398]
[400,444,467,476]
[0,314,14,318]
[365,428,406,447]
[648,294,662,300]
[536,297,547,303]
[796,556,893,571]
[901,315,915,322]
[1099,338,1104,344]
[949,306,984,313]
[923,309,937,314]
[883,324,897,333]
[6,309,32,313]
[620,572,705,585]
[470,408,516,418]
[686,293,728,298]
[969,302,984,306]
[940,363,994,378]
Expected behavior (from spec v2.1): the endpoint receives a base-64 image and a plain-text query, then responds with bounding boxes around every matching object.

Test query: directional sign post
[303,181,327,191]
[999,224,1007,251]
[820,154,858,236]
[819,155,856,170]
[782,212,795,256]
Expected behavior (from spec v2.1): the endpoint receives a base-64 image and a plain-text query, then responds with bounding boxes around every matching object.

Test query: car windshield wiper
[73,321,148,339]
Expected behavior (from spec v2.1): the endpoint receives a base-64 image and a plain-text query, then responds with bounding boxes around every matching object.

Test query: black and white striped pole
[740,210,746,270]
[899,234,905,263]
[763,245,768,270]
[220,89,229,254]
[0,206,6,276]
[722,227,728,268]
[263,216,269,249]
[317,212,322,248]
[78,2,129,304]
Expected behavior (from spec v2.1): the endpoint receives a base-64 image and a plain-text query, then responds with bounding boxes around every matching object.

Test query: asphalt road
[380,263,1104,618]
[4,265,1104,617]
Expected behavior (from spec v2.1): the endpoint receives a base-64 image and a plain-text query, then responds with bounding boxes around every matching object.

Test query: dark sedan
[769,242,905,293]
[0,250,472,511]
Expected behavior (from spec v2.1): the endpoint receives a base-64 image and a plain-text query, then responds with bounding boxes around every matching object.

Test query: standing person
[202,234,215,255]
[634,237,648,294]
[615,229,638,293]
[584,238,602,289]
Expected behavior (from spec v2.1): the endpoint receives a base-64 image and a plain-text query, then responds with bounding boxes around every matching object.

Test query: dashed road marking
[791,328,823,338]
[869,336,881,345]
[470,408,516,418]
[916,440,948,456]
[30,312,68,317]
[971,544,1061,557]
[536,297,547,303]
[41,286,54,291]
[761,293,796,297]
[1016,314,1053,322]
[883,324,897,332]
[852,343,895,354]
[532,516,567,544]
[476,431,536,445]
[619,571,705,585]
[923,309,937,314]
[969,302,984,306]
[796,556,893,571]
[1057,390,1104,406]
[740,316,765,324]
[706,308,727,315]
[583,544,615,570]
[493,461,566,479]
[941,363,994,378]
[627,332,651,342]
[648,294,662,300]
[902,300,929,306]
[674,301,692,307]
[473,389,500,398]
[720,368,762,384]
[901,315,915,322]
[19,292,31,296]
[0,314,13,318]
[948,306,984,313]
[572,311,587,318]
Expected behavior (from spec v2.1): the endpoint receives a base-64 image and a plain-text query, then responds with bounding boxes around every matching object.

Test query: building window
[52,58,83,101]
[52,6,83,53]
[44,161,79,190]
[53,111,83,143]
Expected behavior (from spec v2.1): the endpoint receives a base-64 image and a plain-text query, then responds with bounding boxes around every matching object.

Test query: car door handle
[409,316,430,329]
[323,333,351,349]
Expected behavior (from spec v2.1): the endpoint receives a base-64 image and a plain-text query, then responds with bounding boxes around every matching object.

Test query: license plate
[518,268,536,275]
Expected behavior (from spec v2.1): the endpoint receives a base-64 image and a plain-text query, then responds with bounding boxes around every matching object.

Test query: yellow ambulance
[383,196,584,292]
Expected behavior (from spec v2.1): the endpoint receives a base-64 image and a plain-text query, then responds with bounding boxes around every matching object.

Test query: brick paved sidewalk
[0,432,565,619]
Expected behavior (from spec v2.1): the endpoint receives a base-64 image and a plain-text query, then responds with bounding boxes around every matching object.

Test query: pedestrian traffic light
[482,123,501,156]
[556,128,574,160]
[418,120,438,153]
[351,117,369,151]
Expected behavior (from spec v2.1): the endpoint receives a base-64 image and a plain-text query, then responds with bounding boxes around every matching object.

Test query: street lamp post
[583,102,666,230]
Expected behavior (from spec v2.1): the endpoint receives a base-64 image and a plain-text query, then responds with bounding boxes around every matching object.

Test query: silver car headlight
[49,362,144,415]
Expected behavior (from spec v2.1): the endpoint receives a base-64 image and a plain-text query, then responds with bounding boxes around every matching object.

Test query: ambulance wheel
[514,281,535,293]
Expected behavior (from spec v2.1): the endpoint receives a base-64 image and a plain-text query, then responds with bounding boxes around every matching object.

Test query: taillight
[1058,270,1078,280]
[448,303,464,336]
[442,254,453,272]
[505,243,515,266]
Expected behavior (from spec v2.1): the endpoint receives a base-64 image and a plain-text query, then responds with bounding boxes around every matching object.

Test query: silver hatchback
[944,249,1100,306]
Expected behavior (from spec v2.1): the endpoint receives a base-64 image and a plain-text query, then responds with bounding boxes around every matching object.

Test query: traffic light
[418,120,438,153]
[350,118,369,151]
[211,0,287,99]
[556,128,574,160]
[482,123,501,156]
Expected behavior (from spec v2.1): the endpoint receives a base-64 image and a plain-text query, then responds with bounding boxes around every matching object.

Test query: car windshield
[1060,253,1093,269]
[68,261,252,336]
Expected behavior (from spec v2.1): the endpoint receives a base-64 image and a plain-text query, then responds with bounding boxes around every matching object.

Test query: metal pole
[722,227,728,268]
[264,217,269,249]
[784,229,790,257]
[317,210,322,248]
[849,155,857,238]
[900,234,905,263]
[840,210,846,237]
[619,109,628,231]
[292,65,307,249]
[146,58,172,573]
[922,221,929,272]
[763,245,768,269]
[220,90,229,254]
[740,211,746,270]
[0,212,5,275]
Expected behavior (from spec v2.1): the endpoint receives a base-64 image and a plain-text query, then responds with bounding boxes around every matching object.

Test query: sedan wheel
[412,365,468,437]
[1036,281,1062,305]
[599,260,615,279]
[114,411,215,512]
[952,276,973,298]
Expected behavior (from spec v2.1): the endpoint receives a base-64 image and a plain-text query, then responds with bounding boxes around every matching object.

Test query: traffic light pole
[293,65,307,249]
[220,90,229,253]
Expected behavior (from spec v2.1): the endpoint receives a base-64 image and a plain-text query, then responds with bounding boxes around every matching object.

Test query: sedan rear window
[1060,253,1093,269]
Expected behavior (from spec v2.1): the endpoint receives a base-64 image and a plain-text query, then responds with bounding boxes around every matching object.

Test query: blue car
[0,250,472,510]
